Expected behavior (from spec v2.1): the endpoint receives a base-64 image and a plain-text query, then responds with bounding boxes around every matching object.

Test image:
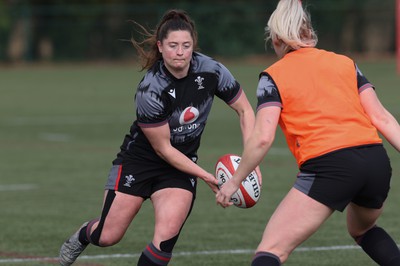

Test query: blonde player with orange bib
[216,0,400,265]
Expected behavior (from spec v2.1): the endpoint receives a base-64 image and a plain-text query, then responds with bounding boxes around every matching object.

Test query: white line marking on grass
[295,245,360,252]
[0,258,56,263]
[0,184,38,191]
[0,245,362,264]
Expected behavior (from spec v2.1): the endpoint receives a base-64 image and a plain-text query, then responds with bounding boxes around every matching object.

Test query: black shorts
[105,163,197,199]
[294,144,391,212]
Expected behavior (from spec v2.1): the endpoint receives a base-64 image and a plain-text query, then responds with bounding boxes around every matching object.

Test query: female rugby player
[60,9,256,266]
[216,0,400,265]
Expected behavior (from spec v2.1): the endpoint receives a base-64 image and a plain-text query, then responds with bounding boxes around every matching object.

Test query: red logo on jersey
[179,107,199,125]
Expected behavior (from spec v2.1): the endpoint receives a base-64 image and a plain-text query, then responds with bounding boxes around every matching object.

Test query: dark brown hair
[131,9,198,71]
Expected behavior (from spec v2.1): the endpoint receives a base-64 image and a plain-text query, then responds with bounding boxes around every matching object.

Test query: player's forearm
[375,112,400,152]
[156,146,211,179]
[232,132,271,185]
[239,108,256,145]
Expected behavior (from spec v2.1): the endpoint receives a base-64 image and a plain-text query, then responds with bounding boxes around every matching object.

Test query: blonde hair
[265,0,317,53]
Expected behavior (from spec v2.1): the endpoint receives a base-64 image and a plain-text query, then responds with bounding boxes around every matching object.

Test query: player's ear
[157,40,163,53]
[272,37,283,47]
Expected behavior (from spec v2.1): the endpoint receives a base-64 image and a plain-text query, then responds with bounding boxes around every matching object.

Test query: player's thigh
[257,188,334,255]
[101,190,145,238]
[152,188,194,239]
[346,202,383,237]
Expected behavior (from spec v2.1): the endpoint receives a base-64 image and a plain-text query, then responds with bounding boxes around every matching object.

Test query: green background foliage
[1,0,396,61]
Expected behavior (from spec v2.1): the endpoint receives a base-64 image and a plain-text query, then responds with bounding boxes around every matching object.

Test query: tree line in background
[0,0,395,63]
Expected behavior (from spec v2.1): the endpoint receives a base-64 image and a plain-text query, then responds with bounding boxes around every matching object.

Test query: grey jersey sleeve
[135,76,170,127]
[214,62,241,104]
[355,64,374,93]
[256,73,282,112]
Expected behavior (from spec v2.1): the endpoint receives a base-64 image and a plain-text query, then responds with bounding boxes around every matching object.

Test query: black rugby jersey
[113,52,241,166]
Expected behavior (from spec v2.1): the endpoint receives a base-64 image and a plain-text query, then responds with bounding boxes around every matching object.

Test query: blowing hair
[130,9,198,71]
[265,0,317,53]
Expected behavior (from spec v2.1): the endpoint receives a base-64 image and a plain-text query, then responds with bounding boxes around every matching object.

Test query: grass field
[0,58,399,266]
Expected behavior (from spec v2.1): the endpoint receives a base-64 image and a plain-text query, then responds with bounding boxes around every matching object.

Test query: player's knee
[88,224,122,247]
[98,232,122,247]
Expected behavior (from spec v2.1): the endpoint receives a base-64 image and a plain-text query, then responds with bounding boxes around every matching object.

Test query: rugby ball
[215,154,261,208]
